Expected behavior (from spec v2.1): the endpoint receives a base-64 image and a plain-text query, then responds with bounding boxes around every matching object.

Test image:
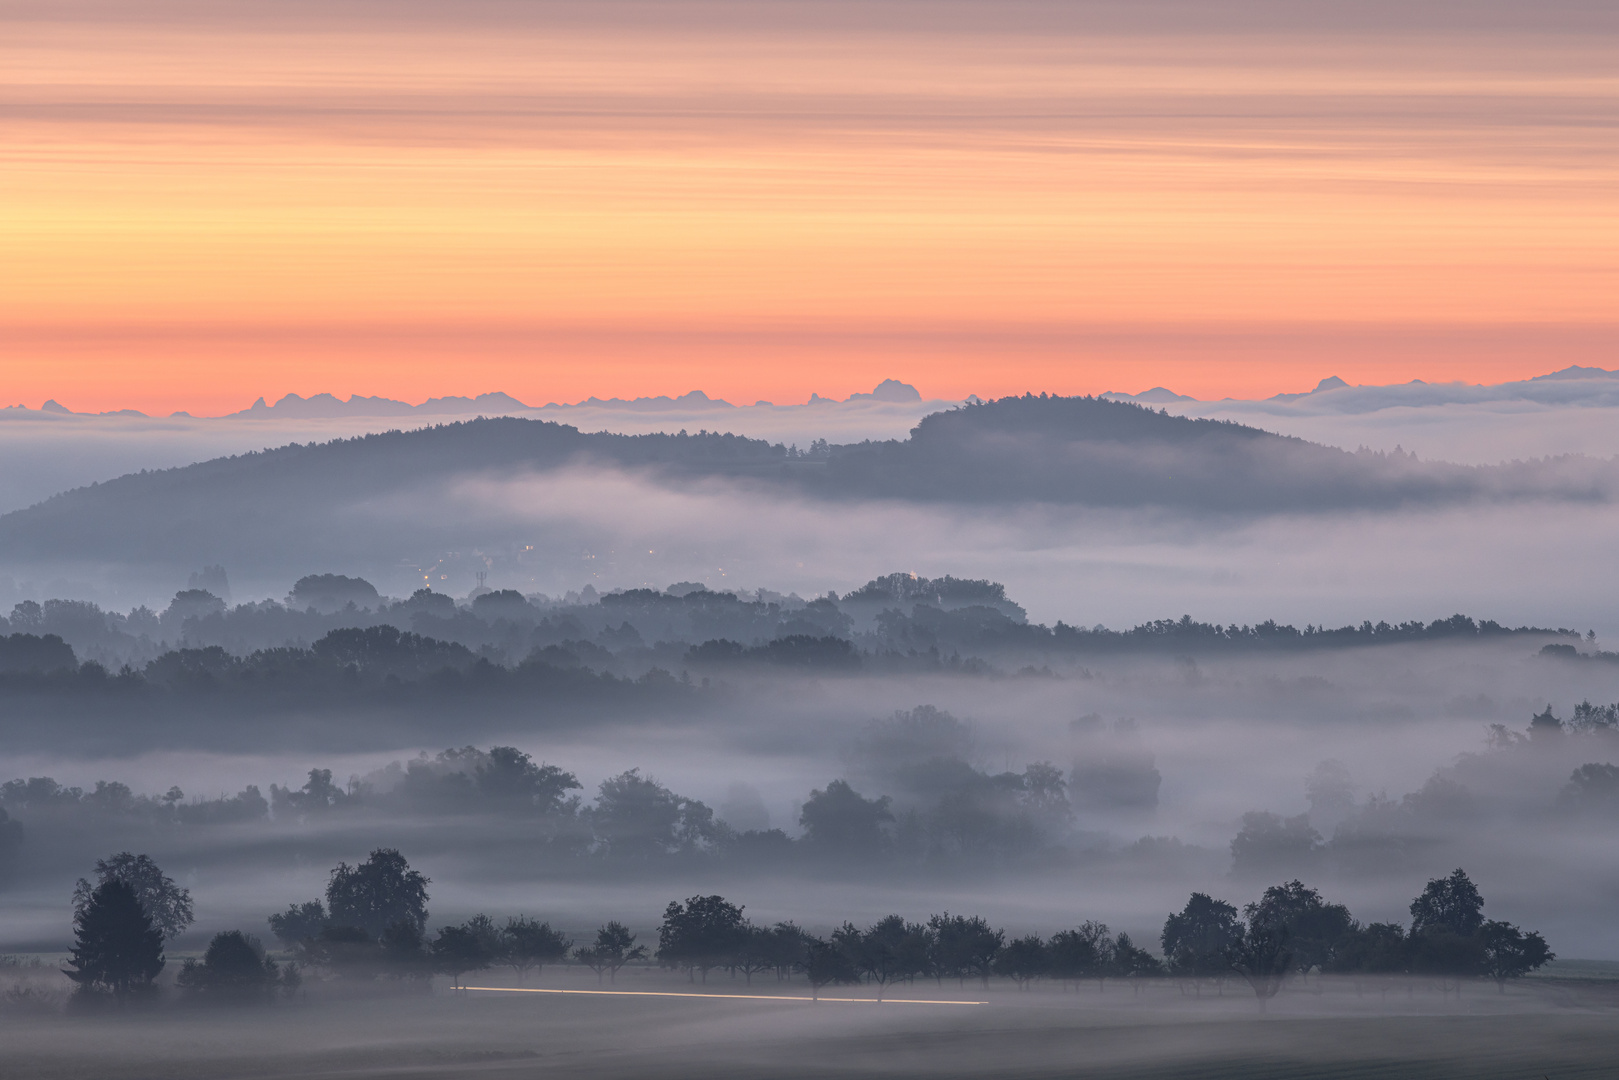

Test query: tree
[1479,920,1553,989]
[993,934,1047,989]
[1328,921,1409,990]
[731,924,778,986]
[803,938,859,1000]
[764,922,813,981]
[1048,921,1114,991]
[475,748,581,815]
[380,918,432,980]
[1528,705,1563,741]
[500,916,571,986]
[833,916,931,1000]
[1230,812,1322,879]
[177,931,281,1003]
[926,913,1003,988]
[267,900,328,947]
[657,895,746,983]
[587,770,716,857]
[1161,893,1240,992]
[575,922,646,983]
[73,852,194,943]
[1019,762,1074,839]
[1109,933,1163,985]
[325,849,430,938]
[432,923,493,991]
[1245,880,1353,977]
[1409,869,1485,938]
[1228,919,1293,1010]
[798,780,893,855]
[62,880,165,1001]
[303,924,379,980]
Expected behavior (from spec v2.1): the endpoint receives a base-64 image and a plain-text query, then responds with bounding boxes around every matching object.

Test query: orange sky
[3,7,1616,414]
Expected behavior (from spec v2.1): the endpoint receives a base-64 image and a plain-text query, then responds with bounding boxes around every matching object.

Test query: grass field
[4,969,1618,1079]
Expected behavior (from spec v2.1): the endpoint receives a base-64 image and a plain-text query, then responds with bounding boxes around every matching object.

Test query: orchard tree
[993,934,1048,989]
[657,895,746,983]
[575,922,646,983]
[1479,920,1553,990]
[432,922,493,991]
[501,916,571,985]
[1161,893,1240,993]
[803,939,860,1000]
[1048,921,1114,991]
[927,913,1003,988]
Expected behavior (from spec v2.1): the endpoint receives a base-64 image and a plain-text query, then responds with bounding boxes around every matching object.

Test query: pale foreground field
[5,971,1619,1080]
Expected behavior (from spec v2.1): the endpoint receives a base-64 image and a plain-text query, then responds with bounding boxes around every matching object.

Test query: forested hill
[0,394,1611,565]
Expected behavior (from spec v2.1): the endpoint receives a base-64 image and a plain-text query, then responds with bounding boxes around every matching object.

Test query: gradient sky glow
[4,1,1616,415]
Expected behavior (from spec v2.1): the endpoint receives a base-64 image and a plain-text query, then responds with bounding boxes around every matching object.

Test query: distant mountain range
[10,367,1619,423]
[1103,366,1619,415]
[1,379,928,421]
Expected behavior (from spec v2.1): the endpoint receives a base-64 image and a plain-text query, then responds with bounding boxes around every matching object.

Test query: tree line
[3,567,1580,690]
[57,848,1550,1010]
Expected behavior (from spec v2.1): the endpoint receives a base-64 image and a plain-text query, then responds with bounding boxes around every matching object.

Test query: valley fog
[1,395,1616,1068]
[5,631,1617,957]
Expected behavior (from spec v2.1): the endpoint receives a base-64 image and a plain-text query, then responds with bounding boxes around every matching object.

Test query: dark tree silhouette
[176,930,281,1002]
[500,916,571,985]
[267,900,328,947]
[72,852,194,942]
[1048,921,1114,991]
[803,939,860,1000]
[1109,933,1163,985]
[993,934,1048,989]
[731,924,778,986]
[1479,920,1554,989]
[303,924,378,980]
[1328,921,1409,988]
[325,849,430,938]
[658,895,746,982]
[925,913,1003,988]
[798,780,893,854]
[432,923,493,990]
[1228,920,1293,1010]
[587,770,716,857]
[1161,893,1240,993]
[833,915,931,1000]
[1245,880,1353,977]
[1409,869,1485,937]
[575,922,646,983]
[764,922,813,981]
[380,918,432,979]
[475,748,581,813]
[63,880,165,1001]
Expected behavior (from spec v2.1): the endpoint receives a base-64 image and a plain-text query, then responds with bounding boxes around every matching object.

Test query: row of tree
[53,848,1553,1009]
[3,739,1087,867]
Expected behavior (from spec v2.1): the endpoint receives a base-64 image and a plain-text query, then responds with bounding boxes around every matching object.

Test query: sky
[3,0,1617,415]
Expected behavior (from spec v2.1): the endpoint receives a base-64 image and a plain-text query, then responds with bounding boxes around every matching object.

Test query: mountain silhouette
[0,394,1611,570]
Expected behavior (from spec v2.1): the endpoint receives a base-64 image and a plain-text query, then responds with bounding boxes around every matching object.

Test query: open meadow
[5,964,1619,1080]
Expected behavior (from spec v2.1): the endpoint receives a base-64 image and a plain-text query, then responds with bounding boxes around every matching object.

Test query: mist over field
[3,388,1619,1077]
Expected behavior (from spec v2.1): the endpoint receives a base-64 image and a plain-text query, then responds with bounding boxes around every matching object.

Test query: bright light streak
[460,986,986,1006]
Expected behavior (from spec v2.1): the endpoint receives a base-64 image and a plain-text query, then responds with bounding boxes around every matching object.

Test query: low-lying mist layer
[10,395,1619,616]
[0,568,1615,960]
